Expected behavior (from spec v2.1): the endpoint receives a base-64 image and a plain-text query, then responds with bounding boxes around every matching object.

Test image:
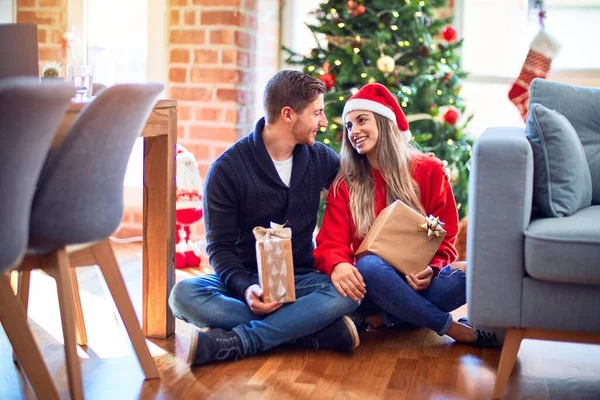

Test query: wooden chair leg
[92,239,159,379]
[492,328,525,399]
[50,248,84,400]
[0,275,60,400]
[12,270,32,363]
[69,268,88,346]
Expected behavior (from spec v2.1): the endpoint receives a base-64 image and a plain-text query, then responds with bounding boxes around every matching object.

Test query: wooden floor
[2,243,600,400]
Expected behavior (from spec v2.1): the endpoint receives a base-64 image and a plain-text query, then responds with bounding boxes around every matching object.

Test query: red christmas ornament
[443,108,460,125]
[319,72,335,90]
[442,25,458,43]
[347,1,365,17]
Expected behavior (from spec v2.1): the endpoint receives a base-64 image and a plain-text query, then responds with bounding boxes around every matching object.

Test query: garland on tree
[283,0,473,219]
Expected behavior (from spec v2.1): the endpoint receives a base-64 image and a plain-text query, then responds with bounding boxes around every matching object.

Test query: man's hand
[331,262,366,301]
[406,266,434,292]
[244,284,283,315]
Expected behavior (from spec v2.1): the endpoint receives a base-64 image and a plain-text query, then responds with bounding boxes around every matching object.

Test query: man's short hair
[263,70,325,124]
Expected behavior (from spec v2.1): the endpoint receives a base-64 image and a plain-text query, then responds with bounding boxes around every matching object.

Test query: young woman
[314,83,500,346]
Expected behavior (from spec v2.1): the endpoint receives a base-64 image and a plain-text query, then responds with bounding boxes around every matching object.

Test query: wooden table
[56,98,177,339]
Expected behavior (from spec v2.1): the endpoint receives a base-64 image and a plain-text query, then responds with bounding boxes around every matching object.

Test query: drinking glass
[67,65,94,99]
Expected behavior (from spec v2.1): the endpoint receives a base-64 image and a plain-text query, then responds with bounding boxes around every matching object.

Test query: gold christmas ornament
[418,215,446,240]
[376,55,395,73]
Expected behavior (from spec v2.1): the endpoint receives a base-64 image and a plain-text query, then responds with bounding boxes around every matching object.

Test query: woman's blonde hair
[333,113,424,238]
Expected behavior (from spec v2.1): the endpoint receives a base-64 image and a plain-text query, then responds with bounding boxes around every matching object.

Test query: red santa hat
[342,83,411,141]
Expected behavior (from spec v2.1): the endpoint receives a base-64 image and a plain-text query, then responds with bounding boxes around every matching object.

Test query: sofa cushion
[529,78,600,204]
[526,103,592,217]
[525,205,600,285]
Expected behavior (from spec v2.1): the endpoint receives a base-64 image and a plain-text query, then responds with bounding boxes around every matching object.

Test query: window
[457,0,600,134]
[68,0,167,208]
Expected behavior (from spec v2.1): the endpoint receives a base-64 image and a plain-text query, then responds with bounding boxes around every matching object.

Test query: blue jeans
[168,271,359,355]
[355,255,466,336]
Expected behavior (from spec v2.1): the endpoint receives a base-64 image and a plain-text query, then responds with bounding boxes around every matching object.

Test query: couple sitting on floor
[168,70,501,367]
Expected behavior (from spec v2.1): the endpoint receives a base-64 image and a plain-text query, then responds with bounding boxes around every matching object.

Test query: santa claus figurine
[175,144,204,269]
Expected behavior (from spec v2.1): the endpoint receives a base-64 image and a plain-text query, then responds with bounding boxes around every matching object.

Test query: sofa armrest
[467,128,534,328]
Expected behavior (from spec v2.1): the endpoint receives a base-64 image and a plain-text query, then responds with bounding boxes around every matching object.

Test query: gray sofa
[467,78,600,398]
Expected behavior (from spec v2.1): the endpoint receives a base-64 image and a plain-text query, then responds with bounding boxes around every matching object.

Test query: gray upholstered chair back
[28,83,163,251]
[0,24,39,80]
[0,77,75,271]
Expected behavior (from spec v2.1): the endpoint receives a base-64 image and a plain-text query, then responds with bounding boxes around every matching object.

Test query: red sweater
[314,153,458,276]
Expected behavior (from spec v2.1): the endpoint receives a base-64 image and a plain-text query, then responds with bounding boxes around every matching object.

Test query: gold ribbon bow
[253,222,292,241]
[418,215,446,240]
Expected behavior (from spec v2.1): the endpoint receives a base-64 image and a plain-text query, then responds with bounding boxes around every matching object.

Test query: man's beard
[291,120,315,145]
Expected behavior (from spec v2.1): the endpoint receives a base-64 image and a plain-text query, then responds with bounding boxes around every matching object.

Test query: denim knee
[320,281,360,318]
[168,279,195,317]
[355,255,391,279]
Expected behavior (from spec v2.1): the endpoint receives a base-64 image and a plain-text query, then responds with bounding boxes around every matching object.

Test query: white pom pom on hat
[342,83,411,141]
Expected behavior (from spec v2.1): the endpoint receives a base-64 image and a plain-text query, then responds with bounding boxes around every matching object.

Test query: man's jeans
[168,271,359,355]
[355,255,466,336]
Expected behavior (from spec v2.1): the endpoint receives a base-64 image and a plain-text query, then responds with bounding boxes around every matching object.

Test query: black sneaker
[290,315,360,351]
[187,326,245,366]
[350,315,375,336]
[458,317,504,348]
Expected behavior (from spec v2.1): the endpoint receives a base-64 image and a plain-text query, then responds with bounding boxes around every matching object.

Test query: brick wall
[16,0,68,68]
[168,0,281,241]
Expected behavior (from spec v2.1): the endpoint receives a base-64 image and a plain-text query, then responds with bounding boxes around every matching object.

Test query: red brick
[38,29,47,43]
[213,144,230,158]
[216,88,239,102]
[184,11,196,25]
[243,0,258,10]
[170,48,190,63]
[194,49,218,64]
[224,109,238,124]
[182,143,211,160]
[178,105,193,121]
[191,68,239,84]
[200,11,240,26]
[235,31,254,48]
[221,49,237,64]
[38,47,62,62]
[237,51,249,68]
[17,0,36,7]
[169,67,187,83]
[242,14,257,30]
[178,124,186,139]
[39,0,62,6]
[189,125,236,142]
[170,29,205,44]
[193,0,240,5]
[195,108,223,122]
[198,164,211,183]
[209,29,235,45]
[51,29,64,43]
[170,10,180,26]
[170,87,213,101]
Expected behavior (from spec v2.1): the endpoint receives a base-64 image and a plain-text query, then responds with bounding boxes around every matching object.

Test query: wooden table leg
[142,107,176,338]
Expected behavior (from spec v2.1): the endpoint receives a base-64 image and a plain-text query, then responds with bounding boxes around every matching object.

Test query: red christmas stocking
[508,29,560,120]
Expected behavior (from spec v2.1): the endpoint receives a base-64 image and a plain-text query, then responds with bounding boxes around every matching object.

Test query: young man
[169,70,363,366]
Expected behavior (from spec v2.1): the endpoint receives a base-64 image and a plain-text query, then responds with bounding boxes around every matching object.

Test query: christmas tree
[284,0,472,219]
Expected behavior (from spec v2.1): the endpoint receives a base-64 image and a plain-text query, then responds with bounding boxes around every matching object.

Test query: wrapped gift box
[253,222,296,303]
[355,200,446,275]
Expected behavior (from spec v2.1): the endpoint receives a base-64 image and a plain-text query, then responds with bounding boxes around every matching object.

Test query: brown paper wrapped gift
[253,222,296,303]
[355,200,446,275]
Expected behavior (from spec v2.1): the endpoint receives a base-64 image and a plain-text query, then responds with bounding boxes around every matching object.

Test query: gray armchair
[467,79,600,398]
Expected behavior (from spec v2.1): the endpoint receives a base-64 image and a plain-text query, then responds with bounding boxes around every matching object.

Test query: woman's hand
[406,266,433,292]
[244,284,283,315]
[331,262,366,301]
